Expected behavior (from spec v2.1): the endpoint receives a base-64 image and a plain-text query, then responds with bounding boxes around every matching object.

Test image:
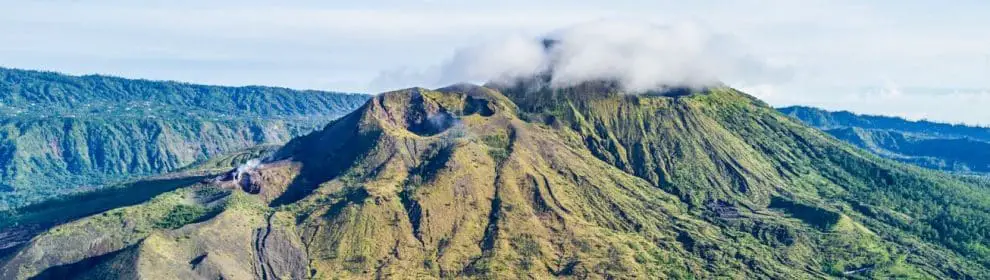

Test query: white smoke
[235,159,263,179]
[371,20,792,93]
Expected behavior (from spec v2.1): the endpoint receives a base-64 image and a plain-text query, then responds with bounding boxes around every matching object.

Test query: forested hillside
[780,106,990,173]
[0,68,369,209]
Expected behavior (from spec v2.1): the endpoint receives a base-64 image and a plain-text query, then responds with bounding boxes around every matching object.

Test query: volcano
[2,83,988,279]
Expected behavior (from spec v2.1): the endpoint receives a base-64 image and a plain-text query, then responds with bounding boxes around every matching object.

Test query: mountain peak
[3,84,989,279]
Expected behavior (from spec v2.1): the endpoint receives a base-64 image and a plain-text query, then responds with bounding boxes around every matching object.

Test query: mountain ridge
[1,84,988,279]
[778,106,990,139]
[780,106,990,173]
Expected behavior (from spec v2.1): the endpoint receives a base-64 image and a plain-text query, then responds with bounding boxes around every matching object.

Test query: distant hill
[0,67,370,209]
[779,106,990,174]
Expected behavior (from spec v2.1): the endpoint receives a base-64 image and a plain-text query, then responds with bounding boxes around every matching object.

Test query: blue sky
[1,0,988,124]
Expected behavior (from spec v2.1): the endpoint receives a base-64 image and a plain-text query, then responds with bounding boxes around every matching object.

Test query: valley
[0,68,369,209]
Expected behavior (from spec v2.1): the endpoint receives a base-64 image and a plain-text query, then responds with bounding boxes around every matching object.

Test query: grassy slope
[0,145,281,269]
[2,85,988,279]
[499,84,990,277]
[0,145,279,229]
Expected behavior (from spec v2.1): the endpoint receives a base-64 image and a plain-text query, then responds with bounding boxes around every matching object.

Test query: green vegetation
[0,67,368,120]
[482,133,511,164]
[0,67,369,209]
[153,204,209,229]
[2,83,988,279]
[780,105,990,174]
[0,176,207,229]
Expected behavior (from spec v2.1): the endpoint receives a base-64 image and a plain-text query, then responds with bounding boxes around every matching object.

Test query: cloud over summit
[372,20,792,93]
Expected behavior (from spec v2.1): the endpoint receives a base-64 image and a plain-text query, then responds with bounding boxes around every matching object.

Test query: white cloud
[544,21,721,91]
[438,35,549,86]
[1,0,989,124]
[373,20,793,93]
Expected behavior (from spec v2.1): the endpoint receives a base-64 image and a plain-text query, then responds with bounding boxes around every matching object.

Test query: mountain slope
[2,84,988,279]
[0,67,367,119]
[0,68,369,209]
[779,106,990,173]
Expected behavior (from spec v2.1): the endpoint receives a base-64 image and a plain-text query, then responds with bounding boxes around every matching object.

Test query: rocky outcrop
[207,160,300,203]
[254,214,308,280]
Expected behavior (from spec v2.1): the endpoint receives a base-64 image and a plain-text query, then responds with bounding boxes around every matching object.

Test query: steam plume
[234,159,263,179]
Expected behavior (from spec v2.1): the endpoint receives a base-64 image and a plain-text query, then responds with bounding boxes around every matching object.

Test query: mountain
[0,67,370,209]
[779,106,990,173]
[1,83,988,279]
